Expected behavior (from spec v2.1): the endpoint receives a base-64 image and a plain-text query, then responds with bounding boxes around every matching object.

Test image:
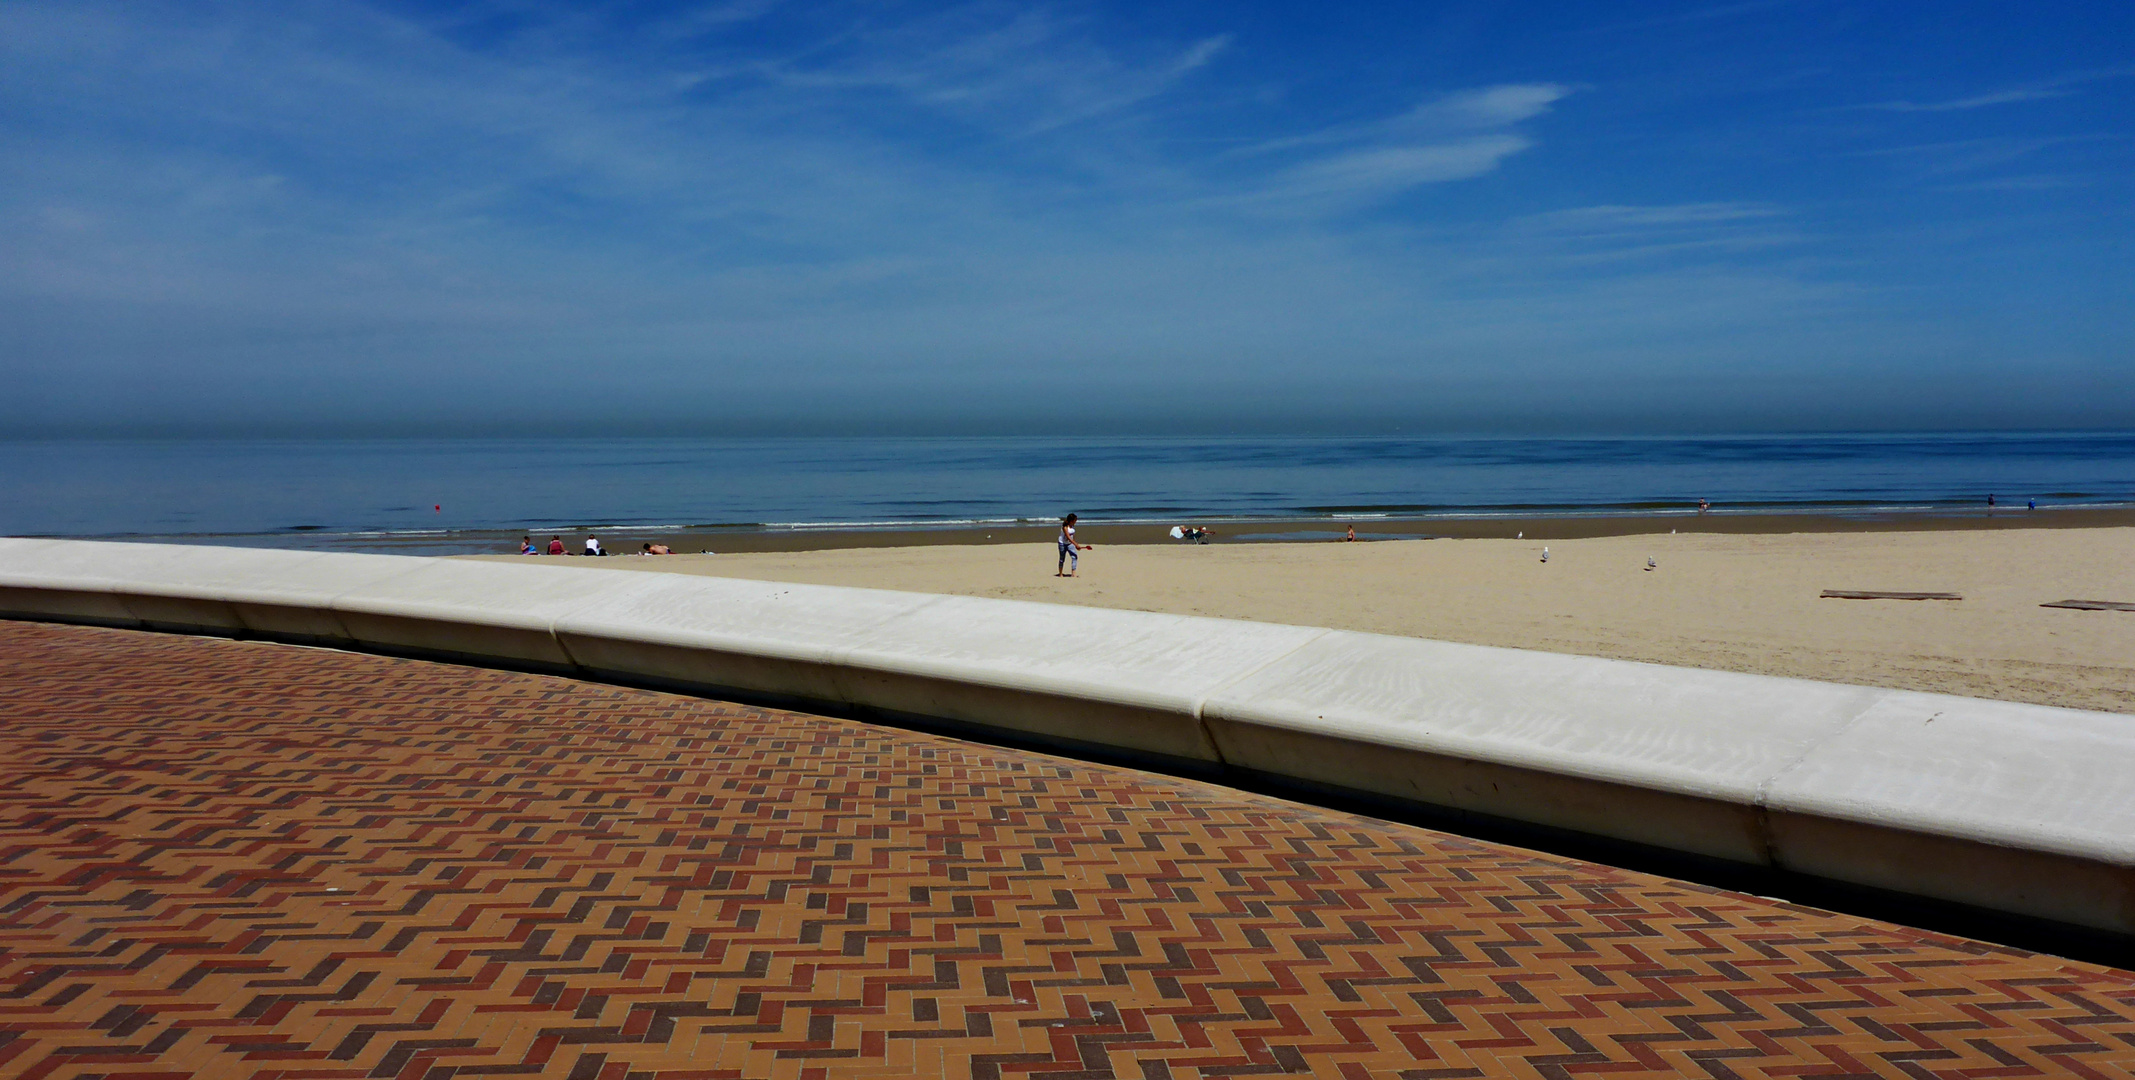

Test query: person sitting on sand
[520,536,536,554]
[547,536,566,555]
[641,542,671,555]
[584,535,603,557]
[1057,514,1091,576]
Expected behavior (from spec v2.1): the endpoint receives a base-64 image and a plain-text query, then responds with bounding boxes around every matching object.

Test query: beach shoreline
[464,522,2135,715]
[181,503,2135,557]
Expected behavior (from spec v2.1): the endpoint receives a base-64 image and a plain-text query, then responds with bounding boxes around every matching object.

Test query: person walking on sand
[1057,514,1092,576]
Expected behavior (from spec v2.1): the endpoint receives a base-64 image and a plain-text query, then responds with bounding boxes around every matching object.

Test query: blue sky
[1,0,2129,435]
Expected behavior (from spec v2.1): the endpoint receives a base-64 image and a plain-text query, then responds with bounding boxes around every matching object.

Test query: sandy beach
[470,524,2135,714]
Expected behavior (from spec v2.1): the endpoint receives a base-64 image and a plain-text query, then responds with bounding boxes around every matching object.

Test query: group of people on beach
[1058,514,1232,575]
[515,493,2058,585]
[520,535,669,556]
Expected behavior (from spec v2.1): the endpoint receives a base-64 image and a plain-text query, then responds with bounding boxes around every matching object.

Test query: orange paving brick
[2,619,2133,1079]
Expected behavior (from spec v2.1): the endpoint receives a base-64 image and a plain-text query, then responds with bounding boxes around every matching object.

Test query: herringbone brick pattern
[2,621,2132,1079]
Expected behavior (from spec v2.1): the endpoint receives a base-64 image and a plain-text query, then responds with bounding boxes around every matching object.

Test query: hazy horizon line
[6,423,2131,441]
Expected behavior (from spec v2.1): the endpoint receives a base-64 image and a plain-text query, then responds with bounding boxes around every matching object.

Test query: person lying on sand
[641,542,671,555]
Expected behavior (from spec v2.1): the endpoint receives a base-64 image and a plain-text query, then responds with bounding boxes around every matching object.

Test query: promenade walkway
[3,619,2132,1079]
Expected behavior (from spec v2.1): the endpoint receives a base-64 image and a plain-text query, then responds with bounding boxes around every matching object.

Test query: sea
[3,432,2132,555]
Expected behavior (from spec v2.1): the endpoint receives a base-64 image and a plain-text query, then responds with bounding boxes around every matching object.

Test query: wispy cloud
[1396,83,1570,129]
[7,0,2121,435]
[723,7,1232,136]
[1238,83,1570,156]
[1515,202,1786,236]
[1501,203,1802,265]
[1857,134,2114,178]
[0,1,1791,393]
[1859,65,2135,112]
[1220,84,1570,211]
[1253,136,1534,204]
[1935,173,2091,193]
[1584,0,1802,34]
[1867,87,2071,113]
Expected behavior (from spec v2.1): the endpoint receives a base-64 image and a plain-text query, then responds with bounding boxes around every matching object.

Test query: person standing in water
[1057,514,1092,576]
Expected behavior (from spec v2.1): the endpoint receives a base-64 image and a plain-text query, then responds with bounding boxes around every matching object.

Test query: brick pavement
[2,619,2132,1079]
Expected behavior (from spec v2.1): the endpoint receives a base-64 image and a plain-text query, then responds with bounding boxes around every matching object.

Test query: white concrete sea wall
[3,537,2131,939]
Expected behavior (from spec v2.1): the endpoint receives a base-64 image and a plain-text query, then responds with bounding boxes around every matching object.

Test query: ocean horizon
[4,431,2132,555]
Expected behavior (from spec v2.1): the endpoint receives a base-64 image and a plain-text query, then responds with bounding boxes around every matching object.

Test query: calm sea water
[3,433,2131,554]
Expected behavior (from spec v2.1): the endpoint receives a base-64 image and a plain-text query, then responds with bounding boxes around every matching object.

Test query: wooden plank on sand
[2041,599,2135,612]
[1820,590,1963,601]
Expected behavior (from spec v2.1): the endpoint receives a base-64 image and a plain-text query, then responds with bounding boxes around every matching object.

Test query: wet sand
[489,505,2135,556]
[470,522,2135,714]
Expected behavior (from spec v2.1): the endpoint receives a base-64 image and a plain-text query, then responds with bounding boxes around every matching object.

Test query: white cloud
[1238,83,1570,157]
[1219,84,1569,212]
[1387,84,1571,131]
[1868,88,2070,113]
[2,0,1950,435]
[1498,203,1802,267]
[1517,203,1783,233]
[1259,136,1533,203]
[1858,135,2110,179]
[1936,174,2089,193]
[733,8,1230,136]
[1860,65,2135,113]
